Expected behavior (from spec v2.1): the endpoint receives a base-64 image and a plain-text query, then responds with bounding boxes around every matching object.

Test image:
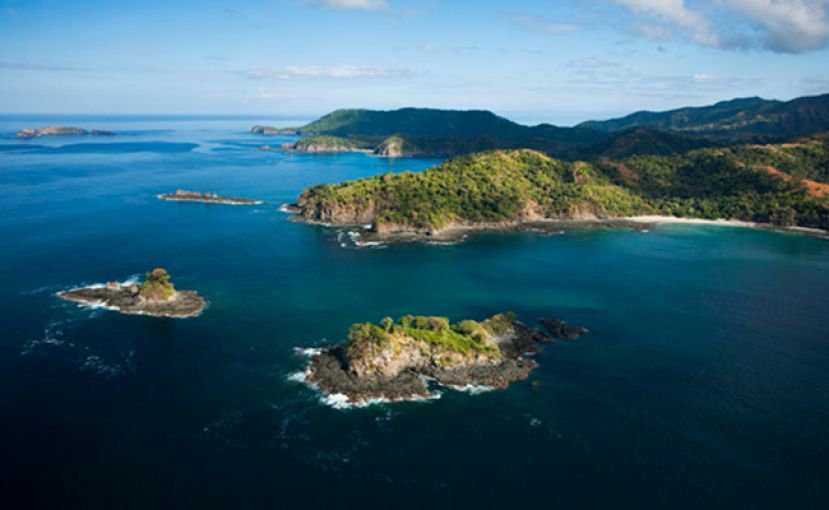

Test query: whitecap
[319,390,442,410]
[286,370,309,383]
[293,347,323,357]
[447,383,494,395]
[21,323,70,355]
[80,350,133,379]
[354,240,387,249]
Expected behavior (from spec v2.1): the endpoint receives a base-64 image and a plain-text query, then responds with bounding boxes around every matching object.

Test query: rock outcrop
[373,136,405,157]
[58,269,204,318]
[539,319,589,340]
[16,126,115,138]
[299,313,570,405]
[158,190,262,205]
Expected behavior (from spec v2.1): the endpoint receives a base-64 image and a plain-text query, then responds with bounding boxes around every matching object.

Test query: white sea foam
[278,204,294,213]
[286,370,309,383]
[80,350,134,378]
[294,347,323,357]
[319,391,442,410]
[354,240,387,249]
[447,383,495,395]
[21,323,70,355]
[66,274,141,291]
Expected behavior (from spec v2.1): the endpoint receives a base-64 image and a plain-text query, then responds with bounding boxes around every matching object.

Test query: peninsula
[290,137,829,240]
[298,312,577,406]
[58,268,205,318]
[158,190,262,205]
[16,126,115,138]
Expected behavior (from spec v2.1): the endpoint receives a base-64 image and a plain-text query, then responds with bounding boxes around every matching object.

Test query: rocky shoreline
[296,315,586,407]
[286,208,829,244]
[57,269,205,318]
[158,190,262,205]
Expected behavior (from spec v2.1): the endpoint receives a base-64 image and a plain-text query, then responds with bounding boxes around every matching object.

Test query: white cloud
[246,65,407,80]
[610,0,829,52]
[420,43,438,53]
[304,0,389,11]
[613,0,719,45]
[724,0,829,52]
[512,14,580,34]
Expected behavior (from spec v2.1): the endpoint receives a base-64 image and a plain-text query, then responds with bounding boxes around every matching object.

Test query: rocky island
[250,125,298,135]
[297,312,579,406]
[16,126,115,138]
[58,268,205,318]
[158,190,262,205]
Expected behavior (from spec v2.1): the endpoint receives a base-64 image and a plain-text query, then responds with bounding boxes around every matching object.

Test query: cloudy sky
[1,0,828,124]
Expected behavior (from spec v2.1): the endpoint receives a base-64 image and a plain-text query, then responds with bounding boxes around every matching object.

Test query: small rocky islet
[158,190,262,205]
[16,126,115,138]
[58,268,204,318]
[297,312,588,406]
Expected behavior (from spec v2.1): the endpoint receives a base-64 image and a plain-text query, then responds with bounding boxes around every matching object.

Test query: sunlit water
[1,116,828,508]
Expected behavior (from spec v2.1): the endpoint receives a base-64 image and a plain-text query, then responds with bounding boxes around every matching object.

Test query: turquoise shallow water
[1,116,828,509]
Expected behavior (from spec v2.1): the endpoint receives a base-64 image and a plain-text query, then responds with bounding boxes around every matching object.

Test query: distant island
[58,268,204,318]
[252,93,829,158]
[16,126,115,138]
[290,137,829,239]
[250,125,298,136]
[158,190,262,205]
[297,312,586,406]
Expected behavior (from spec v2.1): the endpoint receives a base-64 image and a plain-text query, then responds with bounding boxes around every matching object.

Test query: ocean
[1,116,828,509]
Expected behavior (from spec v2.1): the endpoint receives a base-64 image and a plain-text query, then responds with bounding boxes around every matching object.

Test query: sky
[1,0,829,124]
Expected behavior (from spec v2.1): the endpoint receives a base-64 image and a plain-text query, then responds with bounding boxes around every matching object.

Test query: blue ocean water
[1,116,828,509]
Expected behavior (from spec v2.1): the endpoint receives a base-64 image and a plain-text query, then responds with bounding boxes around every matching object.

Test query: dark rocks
[302,317,564,406]
[539,318,589,340]
[58,281,204,318]
[307,346,433,403]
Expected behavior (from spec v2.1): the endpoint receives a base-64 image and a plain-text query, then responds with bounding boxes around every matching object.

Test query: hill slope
[578,94,829,139]
[295,137,829,233]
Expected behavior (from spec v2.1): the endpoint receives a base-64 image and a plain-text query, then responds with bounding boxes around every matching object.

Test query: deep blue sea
[1,116,828,509]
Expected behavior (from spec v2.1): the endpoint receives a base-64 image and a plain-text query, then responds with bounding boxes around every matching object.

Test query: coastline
[288,210,829,244]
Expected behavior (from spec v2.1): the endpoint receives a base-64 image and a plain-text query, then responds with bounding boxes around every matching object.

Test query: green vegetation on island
[288,135,365,153]
[297,149,649,231]
[138,268,176,301]
[295,136,829,232]
[346,313,515,370]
